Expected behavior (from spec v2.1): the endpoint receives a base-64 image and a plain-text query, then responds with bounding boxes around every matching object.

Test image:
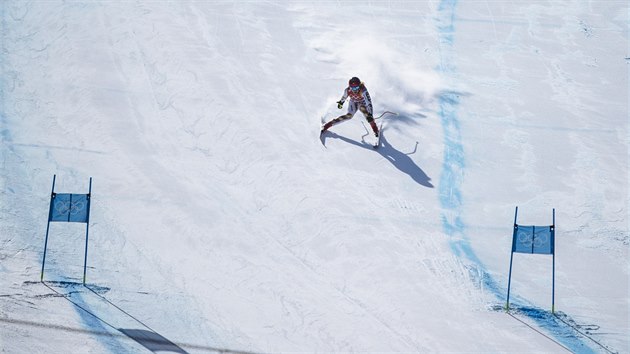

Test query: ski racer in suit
[321,77,379,137]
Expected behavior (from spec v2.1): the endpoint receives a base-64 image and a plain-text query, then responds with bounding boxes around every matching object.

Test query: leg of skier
[322,101,358,132]
[360,105,379,137]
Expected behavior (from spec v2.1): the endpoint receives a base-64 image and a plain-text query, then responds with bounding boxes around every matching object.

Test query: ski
[319,116,327,146]
[373,119,384,149]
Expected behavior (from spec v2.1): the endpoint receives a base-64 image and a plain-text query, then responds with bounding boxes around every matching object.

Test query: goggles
[350,85,360,92]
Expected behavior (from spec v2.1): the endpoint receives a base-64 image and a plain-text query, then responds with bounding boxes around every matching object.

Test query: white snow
[1,1,628,353]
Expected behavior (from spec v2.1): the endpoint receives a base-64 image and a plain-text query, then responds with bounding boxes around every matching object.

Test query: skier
[321,77,379,138]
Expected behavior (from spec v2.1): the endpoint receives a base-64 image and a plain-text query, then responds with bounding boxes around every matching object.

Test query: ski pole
[374,111,399,120]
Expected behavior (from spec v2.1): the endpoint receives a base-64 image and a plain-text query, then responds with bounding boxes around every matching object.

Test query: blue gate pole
[82,177,92,285]
[41,175,56,282]
[506,251,515,311]
[506,206,518,311]
[552,208,556,313]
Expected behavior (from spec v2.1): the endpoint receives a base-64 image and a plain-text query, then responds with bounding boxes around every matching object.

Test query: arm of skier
[337,89,349,108]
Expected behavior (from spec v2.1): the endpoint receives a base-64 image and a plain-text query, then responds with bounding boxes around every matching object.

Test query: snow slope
[1,1,628,353]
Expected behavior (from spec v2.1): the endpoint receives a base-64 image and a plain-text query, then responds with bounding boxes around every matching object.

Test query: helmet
[349,77,361,87]
[349,77,361,92]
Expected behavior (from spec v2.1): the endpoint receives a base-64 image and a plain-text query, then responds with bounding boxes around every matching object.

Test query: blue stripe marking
[435,1,595,352]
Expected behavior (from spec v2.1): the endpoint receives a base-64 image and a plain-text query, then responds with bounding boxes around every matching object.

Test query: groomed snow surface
[1,1,628,353]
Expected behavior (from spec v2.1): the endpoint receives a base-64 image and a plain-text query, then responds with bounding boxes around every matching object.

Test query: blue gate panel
[49,193,90,223]
[512,225,554,254]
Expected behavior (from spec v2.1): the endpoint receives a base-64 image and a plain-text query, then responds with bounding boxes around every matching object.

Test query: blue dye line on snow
[435,1,595,353]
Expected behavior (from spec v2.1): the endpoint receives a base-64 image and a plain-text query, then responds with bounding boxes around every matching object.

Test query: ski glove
[337,100,344,109]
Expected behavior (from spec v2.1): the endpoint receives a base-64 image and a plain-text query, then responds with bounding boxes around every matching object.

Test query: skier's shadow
[324,132,433,188]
